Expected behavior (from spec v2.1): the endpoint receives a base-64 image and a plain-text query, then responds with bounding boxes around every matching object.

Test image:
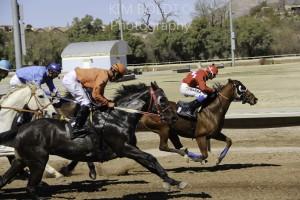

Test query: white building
[61,40,131,72]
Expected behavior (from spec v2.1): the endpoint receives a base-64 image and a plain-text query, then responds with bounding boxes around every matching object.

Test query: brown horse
[139,79,258,164]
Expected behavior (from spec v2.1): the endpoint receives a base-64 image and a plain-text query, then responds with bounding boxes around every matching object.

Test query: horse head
[227,79,258,105]
[26,84,57,118]
[114,82,177,124]
[148,81,178,123]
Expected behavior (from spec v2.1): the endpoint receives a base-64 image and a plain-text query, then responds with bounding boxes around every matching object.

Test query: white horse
[0,84,63,178]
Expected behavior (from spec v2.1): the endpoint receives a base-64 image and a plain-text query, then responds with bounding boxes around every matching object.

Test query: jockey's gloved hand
[50,92,57,97]
[107,102,115,109]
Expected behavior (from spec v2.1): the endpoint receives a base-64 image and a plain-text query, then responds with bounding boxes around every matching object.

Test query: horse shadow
[91,191,212,200]
[167,163,281,173]
[0,179,148,199]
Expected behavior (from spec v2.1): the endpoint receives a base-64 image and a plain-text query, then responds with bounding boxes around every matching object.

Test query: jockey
[179,64,218,118]
[62,63,127,136]
[10,63,62,96]
[0,59,11,81]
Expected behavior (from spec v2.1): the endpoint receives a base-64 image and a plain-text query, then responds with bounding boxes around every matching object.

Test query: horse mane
[113,83,148,102]
[213,82,225,92]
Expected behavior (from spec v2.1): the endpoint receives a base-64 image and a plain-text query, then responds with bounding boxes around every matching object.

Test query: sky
[0,0,198,28]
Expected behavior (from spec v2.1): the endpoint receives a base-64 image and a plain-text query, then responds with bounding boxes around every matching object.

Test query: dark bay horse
[0,82,186,199]
[139,79,258,164]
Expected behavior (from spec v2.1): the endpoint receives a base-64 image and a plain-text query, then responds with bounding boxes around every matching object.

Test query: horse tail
[0,129,18,145]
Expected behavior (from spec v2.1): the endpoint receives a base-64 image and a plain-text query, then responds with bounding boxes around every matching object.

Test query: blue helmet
[47,63,62,73]
[0,60,11,71]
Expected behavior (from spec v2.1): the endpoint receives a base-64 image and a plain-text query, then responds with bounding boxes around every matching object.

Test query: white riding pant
[62,70,90,106]
[10,74,24,87]
[179,83,207,99]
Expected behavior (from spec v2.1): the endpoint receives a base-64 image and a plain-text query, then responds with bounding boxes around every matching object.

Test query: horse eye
[38,95,45,98]
[159,96,167,105]
[238,85,246,92]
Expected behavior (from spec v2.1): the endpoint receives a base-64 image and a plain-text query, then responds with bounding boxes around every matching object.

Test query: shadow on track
[93,191,212,200]
[0,179,148,199]
[167,163,281,173]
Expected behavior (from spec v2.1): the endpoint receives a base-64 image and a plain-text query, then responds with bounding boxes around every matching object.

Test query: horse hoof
[89,170,97,180]
[177,181,188,190]
[59,167,71,177]
[162,182,171,191]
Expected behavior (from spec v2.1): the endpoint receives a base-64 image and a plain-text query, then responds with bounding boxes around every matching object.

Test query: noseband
[218,82,247,102]
[25,87,53,118]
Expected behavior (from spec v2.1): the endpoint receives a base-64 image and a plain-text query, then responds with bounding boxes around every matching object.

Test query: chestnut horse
[139,79,258,164]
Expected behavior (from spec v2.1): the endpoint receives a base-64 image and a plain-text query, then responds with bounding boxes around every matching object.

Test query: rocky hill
[232,0,300,17]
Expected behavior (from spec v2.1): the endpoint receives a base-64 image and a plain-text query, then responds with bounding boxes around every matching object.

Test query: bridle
[147,87,170,117]
[117,86,169,118]
[218,81,248,102]
[27,87,54,118]
[0,86,53,119]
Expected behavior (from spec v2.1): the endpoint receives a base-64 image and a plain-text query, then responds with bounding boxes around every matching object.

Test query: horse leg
[26,155,49,199]
[45,164,63,178]
[211,132,232,165]
[59,160,78,176]
[120,143,187,190]
[0,159,25,188]
[59,161,96,180]
[87,162,96,180]
[192,136,208,163]
[6,155,30,180]
[158,128,186,156]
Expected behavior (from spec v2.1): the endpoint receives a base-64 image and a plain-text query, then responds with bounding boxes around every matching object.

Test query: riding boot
[71,105,90,137]
[183,99,203,119]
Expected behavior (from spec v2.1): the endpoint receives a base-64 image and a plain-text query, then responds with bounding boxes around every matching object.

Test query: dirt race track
[0,126,300,200]
[0,63,300,199]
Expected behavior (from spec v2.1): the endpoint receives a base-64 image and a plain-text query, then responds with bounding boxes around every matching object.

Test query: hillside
[232,0,300,17]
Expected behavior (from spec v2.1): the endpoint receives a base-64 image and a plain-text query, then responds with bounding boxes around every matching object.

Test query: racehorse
[0,82,186,199]
[139,79,258,164]
[0,85,62,178]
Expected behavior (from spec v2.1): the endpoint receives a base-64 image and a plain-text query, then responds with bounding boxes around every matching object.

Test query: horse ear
[228,79,233,83]
[151,82,158,90]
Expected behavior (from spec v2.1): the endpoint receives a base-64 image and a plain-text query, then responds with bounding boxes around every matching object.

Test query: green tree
[25,31,68,65]
[235,17,273,57]
[124,34,147,64]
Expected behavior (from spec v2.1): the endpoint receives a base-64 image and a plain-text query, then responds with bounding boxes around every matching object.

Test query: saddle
[176,101,200,121]
[68,88,108,139]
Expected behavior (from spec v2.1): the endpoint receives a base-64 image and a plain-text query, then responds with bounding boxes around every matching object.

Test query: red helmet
[111,63,126,76]
[206,64,218,76]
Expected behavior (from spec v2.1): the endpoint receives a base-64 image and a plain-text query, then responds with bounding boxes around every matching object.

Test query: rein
[218,92,230,101]
[147,87,169,116]
[0,87,51,118]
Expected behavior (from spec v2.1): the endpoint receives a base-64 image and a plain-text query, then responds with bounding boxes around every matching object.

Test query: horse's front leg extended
[120,143,187,191]
[212,132,232,165]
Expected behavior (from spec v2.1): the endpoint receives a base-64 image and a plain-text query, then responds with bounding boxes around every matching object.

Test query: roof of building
[61,40,131,58]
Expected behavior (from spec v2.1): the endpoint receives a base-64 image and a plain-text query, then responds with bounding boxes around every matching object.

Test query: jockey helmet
[47,63,62,73]
[0,60,11,71]
[206,64,218,77]
[111,63,126,76]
